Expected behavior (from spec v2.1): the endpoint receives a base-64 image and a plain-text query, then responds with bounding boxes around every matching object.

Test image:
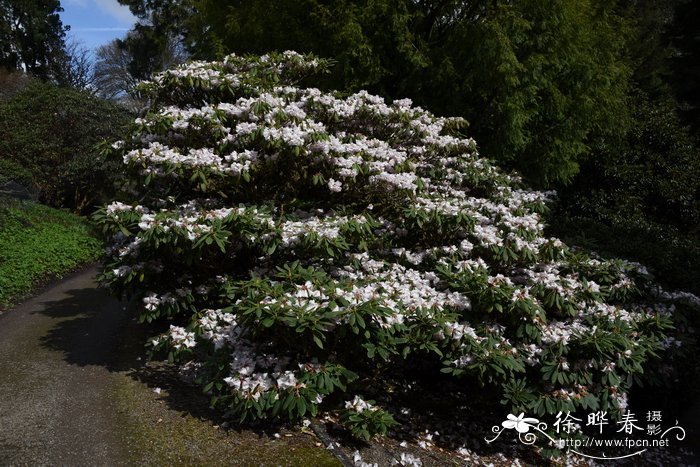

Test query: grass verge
[0,196,102,309]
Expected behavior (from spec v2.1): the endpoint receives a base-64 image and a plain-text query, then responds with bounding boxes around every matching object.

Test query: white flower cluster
[345,395,376,413]
[332,252,472,316]
[167,325,196,350]
[126,141,222,170]
[540,320,590,345]
[279,215,365,247]
[196,309,324,402]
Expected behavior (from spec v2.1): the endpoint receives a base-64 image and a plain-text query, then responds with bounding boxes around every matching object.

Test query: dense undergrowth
[0,197,102,309]
[0,79,132,213]
[548,211,700,298]
[549,92,700,298]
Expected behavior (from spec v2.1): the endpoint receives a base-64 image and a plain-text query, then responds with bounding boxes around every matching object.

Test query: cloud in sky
[61,0,137,50]
[66,0,136,25]
[93,0,136,25]
[71,27,132,32]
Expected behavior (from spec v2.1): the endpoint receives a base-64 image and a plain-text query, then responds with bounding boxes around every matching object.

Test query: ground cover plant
[0,197,102,309]
[95,52,699,448]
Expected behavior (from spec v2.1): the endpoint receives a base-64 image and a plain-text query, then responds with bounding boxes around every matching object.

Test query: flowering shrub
[95,52,698,438]
[0,81,132,212]
[341,396,398,441]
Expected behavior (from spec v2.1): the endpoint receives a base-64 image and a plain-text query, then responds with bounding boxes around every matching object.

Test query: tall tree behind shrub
[0,0,69,82]
[0,81,132,212]
[412,0,631,186]
[115,0,190,81]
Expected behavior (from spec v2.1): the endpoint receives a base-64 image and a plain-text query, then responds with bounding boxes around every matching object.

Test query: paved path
[0,266,129,465]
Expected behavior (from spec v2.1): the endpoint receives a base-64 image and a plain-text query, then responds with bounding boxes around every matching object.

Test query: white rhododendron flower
[345,395,375,413]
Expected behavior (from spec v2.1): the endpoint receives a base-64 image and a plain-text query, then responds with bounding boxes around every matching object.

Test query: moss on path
[0,267,340,466]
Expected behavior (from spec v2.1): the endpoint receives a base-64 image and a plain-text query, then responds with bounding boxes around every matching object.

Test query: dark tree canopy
[0,0,68,82]
[669,0,700,132]
[116,0,189,80]
[549,0,700,295]
[626,0,679,99]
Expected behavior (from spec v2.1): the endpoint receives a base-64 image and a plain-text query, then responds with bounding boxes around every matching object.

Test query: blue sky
[60,0,136,52]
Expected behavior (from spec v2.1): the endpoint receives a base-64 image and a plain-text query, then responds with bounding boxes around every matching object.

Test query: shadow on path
[34,279,260,430]
[37,286,139,371]
[0,268,133,465]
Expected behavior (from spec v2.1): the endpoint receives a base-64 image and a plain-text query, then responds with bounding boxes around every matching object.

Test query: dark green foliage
[415,0,631,187]
[625,0,680,100]
[0,159,33,187]
[0,197,102,309]
[669,0,700,132]
[116,0,190,80]
[339,399,399,441]
[550,92,700,295]
[0,81,133,212]
[549,0,700,295]
[589,94,698,232]
[0,0,68,82]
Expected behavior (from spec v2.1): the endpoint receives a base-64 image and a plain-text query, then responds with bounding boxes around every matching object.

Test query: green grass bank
[0,197,102,309]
